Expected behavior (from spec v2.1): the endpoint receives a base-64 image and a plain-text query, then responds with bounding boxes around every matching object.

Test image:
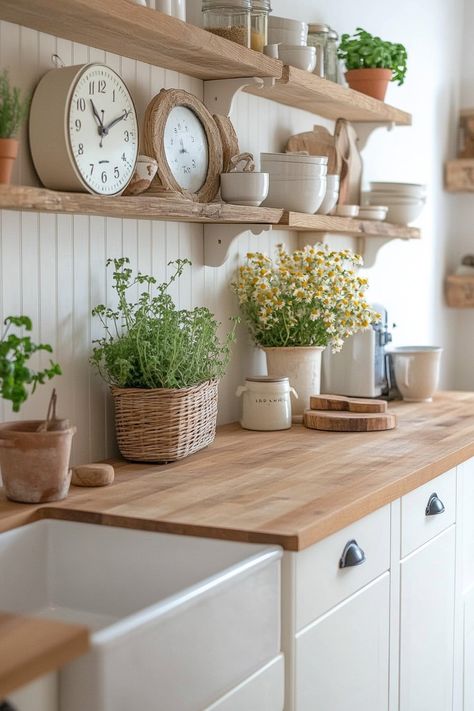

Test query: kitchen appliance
[321,304,392,398]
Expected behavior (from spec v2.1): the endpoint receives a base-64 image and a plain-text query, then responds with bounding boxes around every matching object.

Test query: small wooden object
[445,274,474,308]
[304,409,397,432]
[335,119,362,206]
[213,114,240,174]
[444,159,474,192]
[458,109,474,158]
[71,463,115,487]
[310,394,387,413]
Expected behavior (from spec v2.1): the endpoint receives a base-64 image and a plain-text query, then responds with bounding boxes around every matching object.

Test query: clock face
[68,65,138,195]
[163,106,209,193]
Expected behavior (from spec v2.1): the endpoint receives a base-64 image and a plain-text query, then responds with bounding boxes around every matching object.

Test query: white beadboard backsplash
[0,18,326,464]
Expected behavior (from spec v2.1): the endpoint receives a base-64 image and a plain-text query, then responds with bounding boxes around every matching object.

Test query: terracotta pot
[0,138,19,184]
[263,346,325,420]
[345,68,392,101]
[0,420,76,503]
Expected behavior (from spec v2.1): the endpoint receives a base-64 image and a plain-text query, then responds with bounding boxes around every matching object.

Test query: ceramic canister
[236,376,297,431]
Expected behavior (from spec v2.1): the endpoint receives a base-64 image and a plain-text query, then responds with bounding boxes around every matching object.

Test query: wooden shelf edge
[0,185,284,224]
[445,159,474,192]
[276,211,420,239]
[246,65,412,125]
[0,0,282,81]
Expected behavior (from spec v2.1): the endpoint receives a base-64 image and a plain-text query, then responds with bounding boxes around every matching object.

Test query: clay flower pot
[0,420,76,503]
[345,68,393,101]
[0,138,19,184]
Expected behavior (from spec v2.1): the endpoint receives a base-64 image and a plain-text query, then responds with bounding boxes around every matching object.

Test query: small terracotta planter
[0,138,19,184]
[345,68,393,101]
[0,420,76,503]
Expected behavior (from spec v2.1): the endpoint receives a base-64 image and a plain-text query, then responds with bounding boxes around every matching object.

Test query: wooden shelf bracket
[204,76,275,117]
[203,223,272,267]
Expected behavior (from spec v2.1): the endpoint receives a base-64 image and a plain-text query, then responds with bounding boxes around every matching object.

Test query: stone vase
[263,346,325,420]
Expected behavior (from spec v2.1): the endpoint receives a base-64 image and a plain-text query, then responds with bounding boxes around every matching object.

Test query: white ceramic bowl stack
[365,182,427,225]
[261,152,328,213]
[268,16,308,46]
[317,174,340,215]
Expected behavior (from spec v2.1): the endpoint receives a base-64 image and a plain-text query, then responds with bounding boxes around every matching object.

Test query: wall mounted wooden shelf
[444,159,474,192]
[276,211,420,240]
[445,274,474,307]
[244,66,412,125]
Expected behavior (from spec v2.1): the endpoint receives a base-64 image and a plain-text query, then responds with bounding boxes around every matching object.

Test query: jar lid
[245,375,289,383]
[202,0,251,10]
[308,23,330,33]
[327,28,338,39]
[252,0,272,10]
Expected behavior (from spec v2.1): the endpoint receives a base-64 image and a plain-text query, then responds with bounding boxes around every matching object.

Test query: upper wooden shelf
[0,0,281,81]
[245,66,412,125]
[276,211,420,239]
[444,159,474,192]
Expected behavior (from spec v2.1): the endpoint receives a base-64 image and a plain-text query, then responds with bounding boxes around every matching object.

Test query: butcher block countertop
[1,391,474,552]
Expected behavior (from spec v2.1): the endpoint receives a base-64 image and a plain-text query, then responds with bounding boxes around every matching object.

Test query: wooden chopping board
[304,394,396,432]
[285,125,338,174]
[335,119,362,205]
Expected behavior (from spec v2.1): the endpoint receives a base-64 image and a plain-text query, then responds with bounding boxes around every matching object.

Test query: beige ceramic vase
[263,346,325,420]
[0,420,76,503]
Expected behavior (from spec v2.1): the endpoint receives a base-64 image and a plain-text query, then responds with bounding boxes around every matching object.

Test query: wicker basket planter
[111,380,219,463]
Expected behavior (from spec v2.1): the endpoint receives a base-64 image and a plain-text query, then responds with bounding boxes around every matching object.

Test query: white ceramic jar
[236,376,297,431]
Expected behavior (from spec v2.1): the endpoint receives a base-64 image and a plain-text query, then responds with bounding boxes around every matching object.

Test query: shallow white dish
[369,182,426,199]
[334,204,359,217]
[220,172,269,207]
[278,45,316,71]
[263,175,326,213]
[261,161,327,179]
[0,520,281,711]
[261,152,328,165]
[358,206,388,221]
[366,193,425,206]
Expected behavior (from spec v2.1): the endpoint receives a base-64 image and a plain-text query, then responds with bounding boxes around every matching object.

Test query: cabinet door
[295,573,390,711]
[400,526,455,711]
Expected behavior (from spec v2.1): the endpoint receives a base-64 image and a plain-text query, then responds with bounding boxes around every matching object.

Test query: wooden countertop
[1,392,474,552]
[0,613,89,698]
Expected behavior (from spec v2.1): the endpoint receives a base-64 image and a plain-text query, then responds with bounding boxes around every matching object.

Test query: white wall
[0,0,465,463]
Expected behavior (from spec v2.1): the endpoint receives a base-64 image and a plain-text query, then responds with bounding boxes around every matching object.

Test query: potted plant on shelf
[232,244,378,417]
[91,257,237,463]
[0,316,74,504]
[337,27,408,101]
[0,70,29,184]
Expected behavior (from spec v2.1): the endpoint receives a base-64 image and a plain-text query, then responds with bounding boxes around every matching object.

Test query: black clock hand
[104,109,131,132]
[90,99,107,147]
[179,138,187,154]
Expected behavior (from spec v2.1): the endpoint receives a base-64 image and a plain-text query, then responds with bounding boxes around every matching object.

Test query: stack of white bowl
[260,152,327,213]
[364,182,426,225]
[267,17,316,71]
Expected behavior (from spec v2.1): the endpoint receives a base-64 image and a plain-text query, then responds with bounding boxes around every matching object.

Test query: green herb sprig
[338,28,408,85]
[0,70,29,138]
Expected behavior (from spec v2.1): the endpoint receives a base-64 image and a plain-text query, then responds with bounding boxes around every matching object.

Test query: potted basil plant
[0,70,29,184]
[337,27,408,101]
[91,257,237,463]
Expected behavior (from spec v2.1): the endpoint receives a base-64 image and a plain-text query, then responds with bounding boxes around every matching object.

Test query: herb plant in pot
[0,70,29,184]
[0,316,72,503]
[91,258,236,463]
[232,245,378,418]
[337,28,407,101]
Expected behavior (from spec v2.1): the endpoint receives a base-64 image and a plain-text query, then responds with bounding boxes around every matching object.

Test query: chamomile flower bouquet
[232,244,378,352]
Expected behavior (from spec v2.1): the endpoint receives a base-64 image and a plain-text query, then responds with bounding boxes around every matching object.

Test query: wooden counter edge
[0,613,89,698]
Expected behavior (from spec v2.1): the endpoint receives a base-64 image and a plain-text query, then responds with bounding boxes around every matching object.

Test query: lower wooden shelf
[276,211,421,240]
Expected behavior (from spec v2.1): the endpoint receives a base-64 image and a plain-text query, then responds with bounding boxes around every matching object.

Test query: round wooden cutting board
[304,409,397,432]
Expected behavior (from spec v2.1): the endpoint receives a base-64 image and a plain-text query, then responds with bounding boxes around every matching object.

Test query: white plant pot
[263,346,325,420]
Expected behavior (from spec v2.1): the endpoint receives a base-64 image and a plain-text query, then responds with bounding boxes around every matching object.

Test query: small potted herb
[91,257,237,463]
[0,316,75,504]
[337,28,408,101]
[0,70,29,184]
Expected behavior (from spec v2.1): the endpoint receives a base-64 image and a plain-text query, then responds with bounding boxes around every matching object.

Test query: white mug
[390,346,443,402]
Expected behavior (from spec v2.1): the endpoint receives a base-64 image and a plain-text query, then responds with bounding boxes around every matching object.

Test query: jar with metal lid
[202,0,251,48]
[251,0,271,52]
[307,23,329,77]
[326,28,339,83]
[236,376,297,431]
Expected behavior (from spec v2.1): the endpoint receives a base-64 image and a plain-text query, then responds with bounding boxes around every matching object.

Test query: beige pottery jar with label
[236,376,297,430]
[263,346,325,420]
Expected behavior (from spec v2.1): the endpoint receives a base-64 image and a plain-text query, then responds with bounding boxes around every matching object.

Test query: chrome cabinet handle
[425,492,445,516]
[339,539,366,568]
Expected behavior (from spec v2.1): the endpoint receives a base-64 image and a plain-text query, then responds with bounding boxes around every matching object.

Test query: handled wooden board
[285,125,338,174]
[310,394,387,414]
[304,409,397,432]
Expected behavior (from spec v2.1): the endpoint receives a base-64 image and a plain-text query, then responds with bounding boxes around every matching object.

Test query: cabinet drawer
[401,468,455,557]
[294,505,390,631]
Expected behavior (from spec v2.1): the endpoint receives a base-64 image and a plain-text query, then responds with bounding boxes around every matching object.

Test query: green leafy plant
[338,28,408,85]
[0,70,29,138]
[91,257,237,389]
[0,316,62,412]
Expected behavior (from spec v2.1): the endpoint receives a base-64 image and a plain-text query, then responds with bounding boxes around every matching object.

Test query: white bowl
[261,152,328,165]
[369,182,426,199]
[263,176,326,213]
[268,16,308,31]
[358,206,388,221]
[317,174,340,215]
[334,204,359,217]
[263,43,280,58]
[220,172,269,207]
[366,192,425,205]
[278,45,316,72]
[325,174,340,191]
[261,161,327,179]
[385,202,425,225]
[268,29,307,46]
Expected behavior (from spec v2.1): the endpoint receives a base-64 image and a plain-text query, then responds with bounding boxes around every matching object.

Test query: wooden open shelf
[276,211,420,239]
[445,274,474,308]
[245,66,412,125]
[445,159,474,192]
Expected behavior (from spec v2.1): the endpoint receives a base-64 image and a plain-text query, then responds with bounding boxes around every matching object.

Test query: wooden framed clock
[143,89,223,203]
[29,63,139,195]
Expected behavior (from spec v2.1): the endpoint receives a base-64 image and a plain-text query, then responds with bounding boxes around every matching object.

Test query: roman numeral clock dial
[29,63,139,195]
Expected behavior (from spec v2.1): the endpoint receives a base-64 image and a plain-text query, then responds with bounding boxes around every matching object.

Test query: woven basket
[111,380,219,463]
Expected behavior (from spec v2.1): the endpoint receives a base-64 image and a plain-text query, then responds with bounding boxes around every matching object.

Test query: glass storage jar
[326,28,339,83]
[202,0,251,48]
[236,376,297,431]
[251,0,271,52]
[307,23,329,77]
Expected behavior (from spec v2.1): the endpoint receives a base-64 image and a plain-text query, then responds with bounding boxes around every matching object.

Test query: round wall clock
[143,88,223,203]
[29,63,139,195]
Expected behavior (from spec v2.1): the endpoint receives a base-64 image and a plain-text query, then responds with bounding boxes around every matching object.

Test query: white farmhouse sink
[0,519,282,711]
